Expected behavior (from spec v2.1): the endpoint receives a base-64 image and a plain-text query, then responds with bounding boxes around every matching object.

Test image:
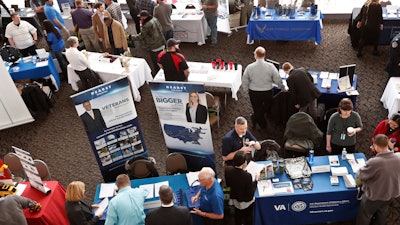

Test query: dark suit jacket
[286,68,321,107]
[186,104,208,124]
[145,205,193,225]
[65,201,99,225]
[80,109,107,134]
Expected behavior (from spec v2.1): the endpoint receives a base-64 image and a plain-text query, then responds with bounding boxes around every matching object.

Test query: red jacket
[372,119,400,152]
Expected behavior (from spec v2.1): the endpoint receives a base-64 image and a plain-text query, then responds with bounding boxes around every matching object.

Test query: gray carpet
[1,18,399,225]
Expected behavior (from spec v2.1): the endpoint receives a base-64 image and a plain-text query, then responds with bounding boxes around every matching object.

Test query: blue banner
[71,77,147,182]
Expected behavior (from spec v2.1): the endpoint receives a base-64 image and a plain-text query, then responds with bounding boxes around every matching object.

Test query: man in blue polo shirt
[44,0,70,47]
[222,116,261,166]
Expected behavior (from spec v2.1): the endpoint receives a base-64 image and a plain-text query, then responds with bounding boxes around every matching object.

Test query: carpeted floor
[1,18,399,225]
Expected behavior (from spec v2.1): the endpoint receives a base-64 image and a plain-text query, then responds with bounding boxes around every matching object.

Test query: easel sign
[11,146,51,195]
[339,64,356,85]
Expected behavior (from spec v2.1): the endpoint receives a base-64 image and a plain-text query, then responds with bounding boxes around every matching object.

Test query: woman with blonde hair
[355,0,383,57]
[186,91,208,124]
[65,181,102,225]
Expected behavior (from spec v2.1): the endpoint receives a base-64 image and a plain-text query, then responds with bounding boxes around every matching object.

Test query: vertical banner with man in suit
[71,77,148,182]
[149,81,215,171]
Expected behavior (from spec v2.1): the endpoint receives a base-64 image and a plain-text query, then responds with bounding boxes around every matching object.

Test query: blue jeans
[206,16,218,44]
[164,29,174,41]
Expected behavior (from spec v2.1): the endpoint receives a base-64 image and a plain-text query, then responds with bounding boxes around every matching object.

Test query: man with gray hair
[190,167,224,225]
[222,117,261,166]
[105,174,148,225]
[242,46,286,130]
[145,185,192,225]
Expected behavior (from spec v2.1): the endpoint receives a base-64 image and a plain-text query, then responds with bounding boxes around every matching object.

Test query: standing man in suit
[282,62,321,121]
[80,100,107,134]
[145,185,193,225]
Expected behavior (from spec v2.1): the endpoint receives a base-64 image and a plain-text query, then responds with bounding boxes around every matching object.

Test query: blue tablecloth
[7,56,60,90]
[246,9,323,44]
[254,153,366,225]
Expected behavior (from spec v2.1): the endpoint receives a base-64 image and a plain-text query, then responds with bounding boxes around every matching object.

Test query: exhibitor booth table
[20,181,69,225]
[381,77,400,118]
[153,61,243,101]
[246,9,323,44]
[6,56,61,91]
[67,52,152,102]
[255,153,365,225]
[172,9,208,46]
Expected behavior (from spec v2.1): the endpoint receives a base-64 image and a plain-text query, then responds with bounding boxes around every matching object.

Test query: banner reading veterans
[149,81,215,170]
[71,77,147,182]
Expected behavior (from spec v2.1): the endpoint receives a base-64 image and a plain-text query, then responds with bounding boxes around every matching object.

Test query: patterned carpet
[1,18,399,225]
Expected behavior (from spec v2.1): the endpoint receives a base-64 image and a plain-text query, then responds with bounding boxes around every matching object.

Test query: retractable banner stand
[71,77,148,182]
[149,81,215,171]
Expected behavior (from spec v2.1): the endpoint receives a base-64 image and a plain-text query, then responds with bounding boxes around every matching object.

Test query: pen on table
[263,185,265,192]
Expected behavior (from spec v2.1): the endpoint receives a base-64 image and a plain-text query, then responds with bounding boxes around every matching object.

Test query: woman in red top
[372,114,400,152]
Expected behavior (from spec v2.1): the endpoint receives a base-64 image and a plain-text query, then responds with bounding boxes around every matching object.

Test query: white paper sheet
[245,161,265,181]
[319,71,329,79]
[139,184,154,199]
[186,171,200,186]
[94,197,108,216]
[154,181,169,197]
[15,183,27,196]
[99,183,116,198]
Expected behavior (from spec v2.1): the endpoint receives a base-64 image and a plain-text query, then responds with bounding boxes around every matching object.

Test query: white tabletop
[381,77,400,118]
[172,9,208,45]
[153,61,242,100]
[67,52,152,102]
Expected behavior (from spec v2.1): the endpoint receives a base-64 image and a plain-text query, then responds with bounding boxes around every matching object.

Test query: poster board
[339,64,356,86]
[70,77,148,182]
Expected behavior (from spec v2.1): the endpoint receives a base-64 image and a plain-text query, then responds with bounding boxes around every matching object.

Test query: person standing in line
[5,13,38,56]
[326,98,363,155]
[282,62,321,121]
[136,0,157,16]
[104,0,123,25]
[103,16,128,55]
[242,47,286,129]
[200,0,218,45]
[43,20,68,80]
[145,185,193,225]
[191,167,224,225]
[65,181,103,225]
[238,0,253,26]
[158,38,189,81]
[92,2,112,51]
[126,0,141,34]
[224,151,257,225]
[355,0,383,57]
[30,0,47,25]
[71,0,101,52]
[355,134,400,225]
[129,10,165,75]
[44,0,70,48]
[105,174,148,225]
[153,0,173,41]
[222,116,261,166]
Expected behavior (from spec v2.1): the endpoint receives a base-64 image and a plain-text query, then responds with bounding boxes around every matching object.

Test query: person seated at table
[105,174,148,225]
[372,113,400,153]
[65,36,102,91]
[103,16,128,55]
[282,62,321,122]
[43,20,68,80]
[5,13,38,57]
[186,91,207,124]
[224,151,257,225]
[222,117,261,166]
[326,98,363,155]
[0,193,41,225]
[65,181,103,225]
[355,134,400,225]
[158,38,189,81]
[145,185,193,225]
[190,167,224,225]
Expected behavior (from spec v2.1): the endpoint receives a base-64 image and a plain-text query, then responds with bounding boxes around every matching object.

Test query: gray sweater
[0,195,35,225]
[153,2,173,32]
[357,151,400,201]
[327,111,363,146]
[242,59,285,91]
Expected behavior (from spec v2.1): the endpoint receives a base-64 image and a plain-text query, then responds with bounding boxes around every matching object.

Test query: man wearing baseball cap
[157,38,190,81]
[129,10,165,75]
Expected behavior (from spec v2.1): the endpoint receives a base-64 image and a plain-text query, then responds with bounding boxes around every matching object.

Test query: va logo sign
[274,205,286,211]
[291,201,307,212]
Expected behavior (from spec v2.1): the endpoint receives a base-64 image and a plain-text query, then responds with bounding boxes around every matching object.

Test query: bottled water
[342,148,347,160]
